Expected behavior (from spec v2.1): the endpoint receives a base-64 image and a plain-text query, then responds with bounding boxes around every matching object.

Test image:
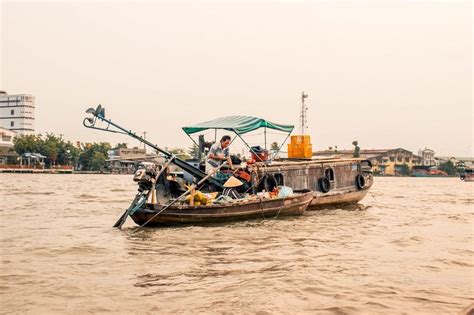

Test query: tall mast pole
[142,131,147,153]
[300,92,308,134]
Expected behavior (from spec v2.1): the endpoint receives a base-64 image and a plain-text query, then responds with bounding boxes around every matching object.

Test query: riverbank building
[0,91,35,135]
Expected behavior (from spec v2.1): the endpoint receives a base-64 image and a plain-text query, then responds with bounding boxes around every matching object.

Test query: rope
[369,191,377,202]
[274,198,285,219]
[244,173,264,194]
[259,197,265,219]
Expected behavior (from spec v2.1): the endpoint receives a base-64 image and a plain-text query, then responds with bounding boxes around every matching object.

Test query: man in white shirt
[206,135,233,173]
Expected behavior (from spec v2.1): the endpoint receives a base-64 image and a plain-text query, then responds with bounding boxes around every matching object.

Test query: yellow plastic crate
[290,135,311,145]
[288,144,313,159]
[289,143,313,150]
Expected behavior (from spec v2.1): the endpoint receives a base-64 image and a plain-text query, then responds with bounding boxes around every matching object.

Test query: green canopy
[182,115,294,135]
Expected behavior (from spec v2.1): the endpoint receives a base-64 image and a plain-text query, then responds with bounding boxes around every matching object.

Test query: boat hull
[461,176,474,182]
[308,186,370,209]
[254,158,373,209]
[130,191,313,226]
[412,174,448,177]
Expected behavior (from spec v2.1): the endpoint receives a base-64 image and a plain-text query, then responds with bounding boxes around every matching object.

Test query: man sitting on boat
[206,135,233,173]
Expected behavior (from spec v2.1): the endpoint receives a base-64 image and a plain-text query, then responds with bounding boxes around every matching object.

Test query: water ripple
[0,174,472,314]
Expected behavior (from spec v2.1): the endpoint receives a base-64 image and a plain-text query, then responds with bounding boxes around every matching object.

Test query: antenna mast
[142,131,147,153]
[300,91,308,134]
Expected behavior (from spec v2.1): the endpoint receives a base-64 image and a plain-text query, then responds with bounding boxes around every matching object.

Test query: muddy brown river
[1,174,473,314]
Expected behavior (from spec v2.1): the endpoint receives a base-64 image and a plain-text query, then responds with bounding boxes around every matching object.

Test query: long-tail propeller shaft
[83,105,223,188]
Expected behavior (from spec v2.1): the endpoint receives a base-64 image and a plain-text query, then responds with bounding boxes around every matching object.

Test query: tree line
[13,133,114,171]
[11,134,463,175]
[11,134,203,171]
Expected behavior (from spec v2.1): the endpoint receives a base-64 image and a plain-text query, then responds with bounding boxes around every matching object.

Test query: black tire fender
[262,174,278,192]
[356,174,366,190]
[318,176,331,193]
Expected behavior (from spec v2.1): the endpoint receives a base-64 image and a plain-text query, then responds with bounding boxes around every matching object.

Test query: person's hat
[223,176,243,188]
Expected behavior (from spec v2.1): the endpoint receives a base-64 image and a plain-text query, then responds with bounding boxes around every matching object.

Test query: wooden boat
[250,158,374,210]
[412,167,448,177]
[460,169,474,182]
[130,191,313,226]
[308,183,372,209]
[180,117,374,210]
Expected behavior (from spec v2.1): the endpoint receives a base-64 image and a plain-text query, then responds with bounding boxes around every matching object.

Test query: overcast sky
[1,0,472,156]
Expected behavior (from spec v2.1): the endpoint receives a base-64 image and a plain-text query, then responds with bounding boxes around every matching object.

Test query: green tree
[352,141,360,158]
[399,163,410,176]
[90,151,107,171]
[115,143,128,149]
[78,142,111,171]
[188,144,200,159]
[13,133,118,170]
[439,160,456,175]
[14,133,64,167]
[59,142,81,166]
[270,142,279,151]
[13,134,43,155]
[165,147,191,160]
[42,133,61,166]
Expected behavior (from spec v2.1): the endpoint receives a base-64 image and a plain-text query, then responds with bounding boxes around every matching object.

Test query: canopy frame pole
[264,126,267,151]
[186,134,200,150]
[271,131,292,160]
[229,133,238,145]
[187,133,238,161]
[214,129,217,142]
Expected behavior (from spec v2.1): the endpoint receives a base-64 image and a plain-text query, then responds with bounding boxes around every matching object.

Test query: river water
[1,174,473,314]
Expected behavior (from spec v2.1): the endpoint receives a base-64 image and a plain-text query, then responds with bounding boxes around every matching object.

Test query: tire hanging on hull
[355,174,366,190]
[318,176,331,193]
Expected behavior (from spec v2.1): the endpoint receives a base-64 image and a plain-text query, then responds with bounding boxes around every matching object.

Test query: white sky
[1,0,472,156]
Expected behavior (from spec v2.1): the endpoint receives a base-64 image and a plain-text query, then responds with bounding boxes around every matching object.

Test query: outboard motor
[133,162,157,192]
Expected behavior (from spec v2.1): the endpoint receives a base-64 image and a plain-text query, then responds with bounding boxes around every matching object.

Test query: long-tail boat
[460,168,474,182]
[130,191,313,226]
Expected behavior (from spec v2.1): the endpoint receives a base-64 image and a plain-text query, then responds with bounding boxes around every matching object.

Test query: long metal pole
[236,133,266,163]
[91,114,223,188]
[271,132,292,160]
[186,134,200,150]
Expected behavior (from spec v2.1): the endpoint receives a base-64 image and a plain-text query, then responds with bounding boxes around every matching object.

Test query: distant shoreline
[373,174,458,178]
[0,170,108,175]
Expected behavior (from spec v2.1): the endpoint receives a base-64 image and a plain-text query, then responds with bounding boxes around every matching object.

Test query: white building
[0,127,18,164]
[417,148,437,166]
[0,91,35,135]
[0,127,16,147]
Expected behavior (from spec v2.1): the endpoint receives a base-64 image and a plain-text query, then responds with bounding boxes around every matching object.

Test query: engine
[133,162,158,192]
